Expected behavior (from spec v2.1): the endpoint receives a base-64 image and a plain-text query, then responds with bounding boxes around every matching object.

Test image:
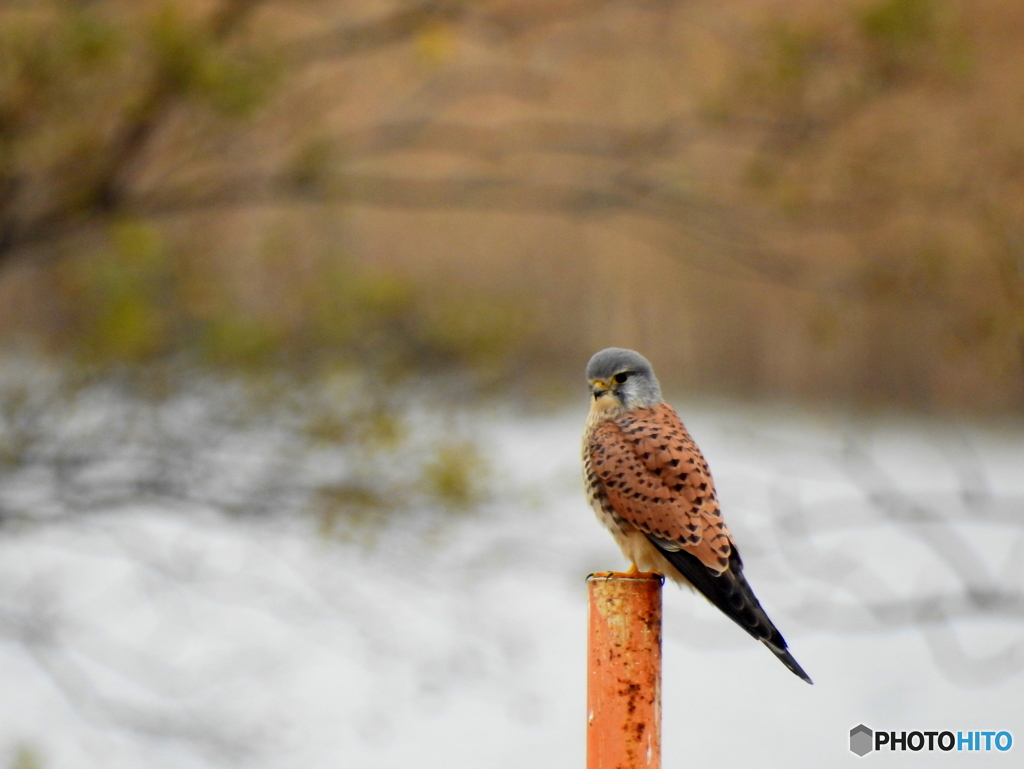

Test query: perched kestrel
[582,348,812,683]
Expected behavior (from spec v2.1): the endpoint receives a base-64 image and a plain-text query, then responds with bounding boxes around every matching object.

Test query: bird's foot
[589,565,663,580]
[608,564,662,579]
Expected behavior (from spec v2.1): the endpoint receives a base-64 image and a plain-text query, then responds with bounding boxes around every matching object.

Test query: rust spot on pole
[587,571,663,769]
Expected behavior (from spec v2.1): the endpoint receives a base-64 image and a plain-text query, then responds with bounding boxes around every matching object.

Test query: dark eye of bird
[612,371,630,385]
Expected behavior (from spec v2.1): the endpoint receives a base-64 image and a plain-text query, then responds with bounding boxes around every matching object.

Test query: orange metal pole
[587,572,663,769]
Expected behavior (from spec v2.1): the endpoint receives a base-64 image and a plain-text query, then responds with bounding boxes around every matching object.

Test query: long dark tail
[649,537,813,684]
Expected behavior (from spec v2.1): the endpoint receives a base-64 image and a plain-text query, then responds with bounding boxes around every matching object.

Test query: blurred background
[0,1,1022,767]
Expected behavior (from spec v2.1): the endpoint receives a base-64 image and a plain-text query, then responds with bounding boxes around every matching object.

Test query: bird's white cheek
[588,392,622,418]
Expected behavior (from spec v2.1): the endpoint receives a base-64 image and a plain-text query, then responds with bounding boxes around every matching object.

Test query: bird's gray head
[586,348,662,409]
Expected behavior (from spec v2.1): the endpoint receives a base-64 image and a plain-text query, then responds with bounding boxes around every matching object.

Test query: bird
[582,347,812,684]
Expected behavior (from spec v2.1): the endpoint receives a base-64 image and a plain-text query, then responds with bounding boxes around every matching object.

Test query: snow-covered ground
[2,399,1023,768]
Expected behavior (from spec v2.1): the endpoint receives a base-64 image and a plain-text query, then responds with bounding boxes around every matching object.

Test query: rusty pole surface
[587,572,663,769]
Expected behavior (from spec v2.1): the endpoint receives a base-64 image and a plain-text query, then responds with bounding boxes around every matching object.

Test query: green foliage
[303,389,406,539]
[150,4,273,116]
[856,0,971,84]
[288,138,334,193]
[421,440,487,511]
[150,4,209,94]
[0,381,33,467]
[65,10,121,67]
[765,22,825,90]
[859,0,937,47]
[0,360,495,538]
[10,745,42,769]
[314,481,393,538]
[45,215,527,383]
[732,17,845,108]
[298,257,528,379]
[733,0,971,148]
[420,296,531,375]
[0,6,123,129]
[198,315,284,368]
[302,391,491,541]
[69,220,174,363]
[0,0,276,266]
[308,267,419,363]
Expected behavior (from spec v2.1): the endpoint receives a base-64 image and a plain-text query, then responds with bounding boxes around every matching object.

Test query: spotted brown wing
[587,403,732,574]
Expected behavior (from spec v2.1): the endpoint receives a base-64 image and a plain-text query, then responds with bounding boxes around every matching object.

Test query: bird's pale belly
[602,516,673,574]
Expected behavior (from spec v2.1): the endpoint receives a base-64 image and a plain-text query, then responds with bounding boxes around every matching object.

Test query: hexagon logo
[850,724,874,757]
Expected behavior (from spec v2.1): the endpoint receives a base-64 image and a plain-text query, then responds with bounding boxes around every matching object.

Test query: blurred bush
[0,0,1021,412]
[694,0,1023,409]
[0,359,493,538]
[43,217,528,379]
[0,0,526,536]
[9,745,42,769]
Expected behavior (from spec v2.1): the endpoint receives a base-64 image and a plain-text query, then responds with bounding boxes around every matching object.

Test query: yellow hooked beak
[590,379,611,398]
